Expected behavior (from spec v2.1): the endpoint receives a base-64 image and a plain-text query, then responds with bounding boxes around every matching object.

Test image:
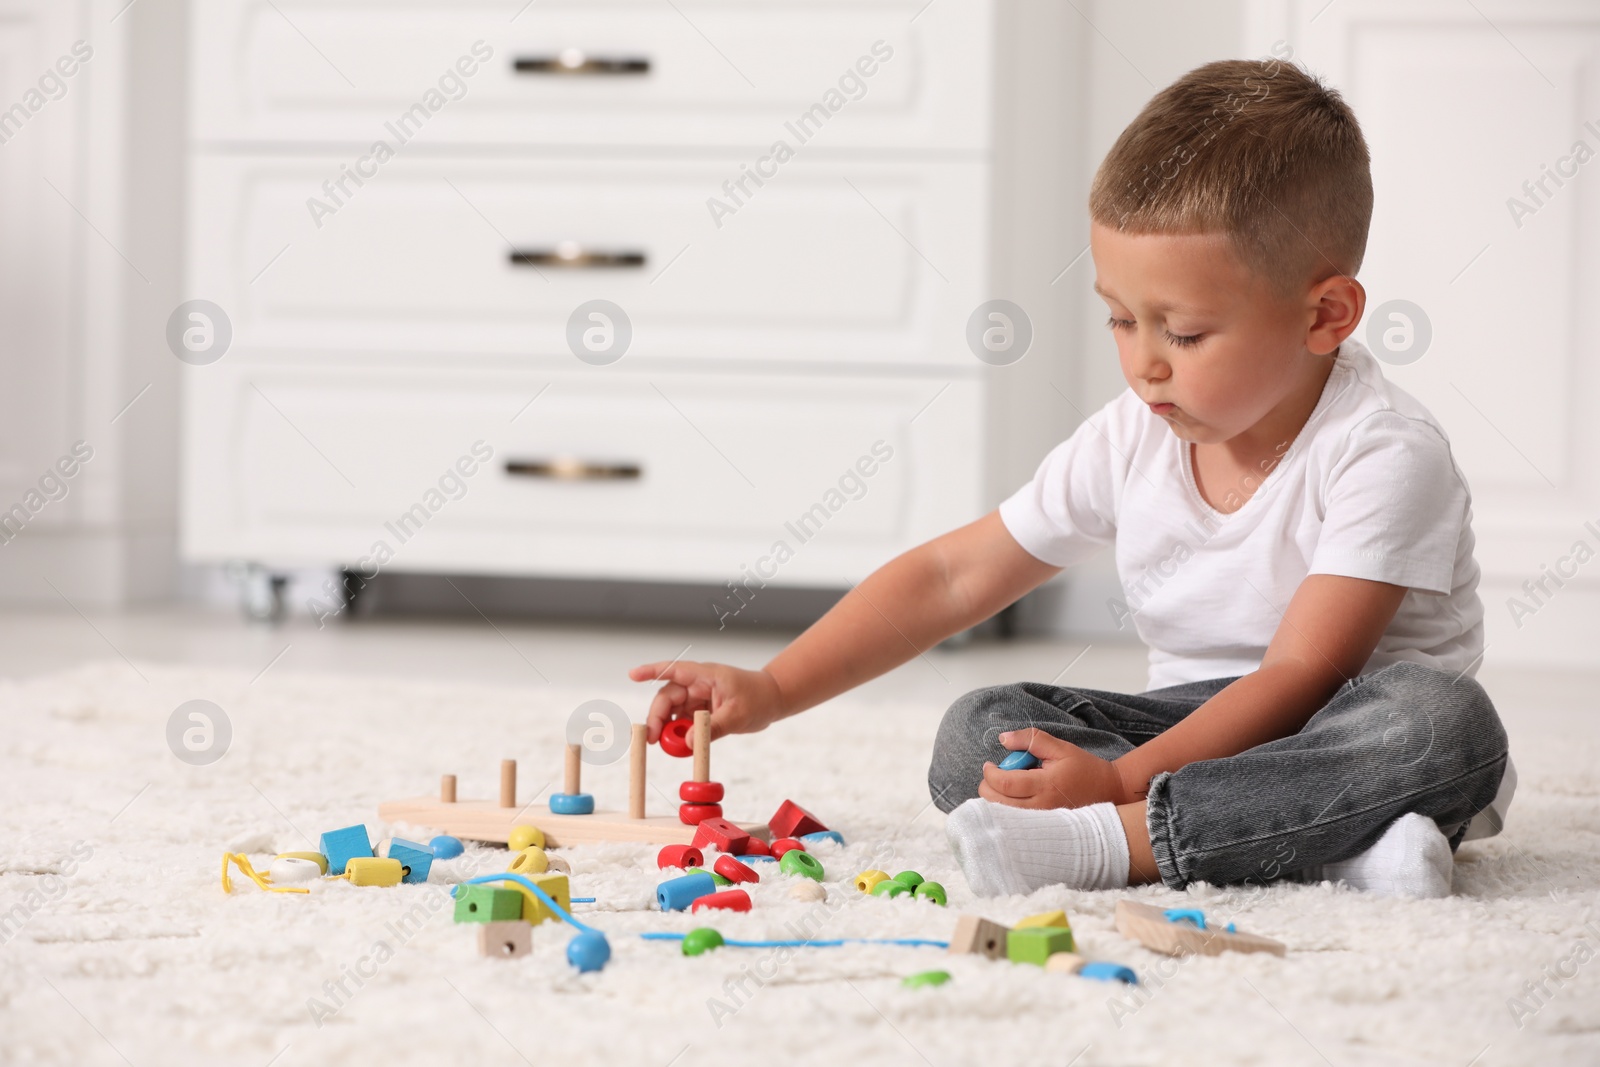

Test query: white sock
[1307,813,1454,899]
[945,798,1129,897]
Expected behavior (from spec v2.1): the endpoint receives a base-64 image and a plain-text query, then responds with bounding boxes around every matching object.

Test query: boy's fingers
[1000,727,1072,759]
[980,762,1036,800]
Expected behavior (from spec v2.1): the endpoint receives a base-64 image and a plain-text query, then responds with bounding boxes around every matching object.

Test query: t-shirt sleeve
[1309,411,1468,595]
[997,393,1133,567]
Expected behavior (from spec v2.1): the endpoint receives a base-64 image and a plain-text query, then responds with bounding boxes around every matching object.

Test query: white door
[1248,0,1600,668]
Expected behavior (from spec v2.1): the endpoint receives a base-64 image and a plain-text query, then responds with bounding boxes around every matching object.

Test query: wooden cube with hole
[948,915,1010,960]
[476,920,532,959]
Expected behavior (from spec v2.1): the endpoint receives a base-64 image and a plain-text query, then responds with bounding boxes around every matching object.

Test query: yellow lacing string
[220,852,310,895]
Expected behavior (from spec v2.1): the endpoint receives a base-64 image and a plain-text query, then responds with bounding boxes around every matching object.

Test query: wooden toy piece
[948,915,1010,960]
[691,816,751,856]
[854,870,890,894]
[508,846,548,875]
[269,856,322,883]
[682,927,725,956]
[515,872,571,927]
[871,879,911,899]
[740,837,771,857]
[1016,909,1070,930]
[800,830,845,847]
[549,793,596,815]
[1079,962,1138,984]
[1008,926,1075,966]
[345,857,405,887]
[1044,952,1088,975]
[441,774,457,803]
[508,825,545,851]
[998,750,1039,771]
[379,793,767,847]
[658,871,718,911]
[658,844,703,870]
[914,882,947,906]
[692,709,712,783]
[894,870,925,888]
[789,879,827,902]
[319,825,373,876]
[660,718,693,758]
[629,723,647,820]
[902,969,952,989]
[275,851,328,875]
[477,920,532,959]
[679,802,723,825]
[500,759,516,808]
[769,800,828,840]
[692,889,752,913]
[564,743,581,796]
[713,855,759,884]
[454,885,522,923]
[680,781,725,804]
[770,838,805,858]
[1114,899,1285,958]
[543,854,571,875]
[430,835,464,859]
[690,867,732,887]
[387,838,434,884]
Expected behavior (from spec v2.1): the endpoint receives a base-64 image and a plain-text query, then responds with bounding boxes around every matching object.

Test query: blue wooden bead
[734,854,777,862]
[998,750,1039,771]
[387,838,434,884]
[1079,961,1138,984]
[430,835,464,859]
[319,825,372,876]
[799,830,845,848]
[549,793,595,815]
[1163,908,1207,930]
[657,871,718,912]
[566,930,611,972]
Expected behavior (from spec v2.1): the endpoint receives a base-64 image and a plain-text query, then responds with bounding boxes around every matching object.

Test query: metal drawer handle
[509,241,645,269]
[505,458,642,481]
[514,50,649,75]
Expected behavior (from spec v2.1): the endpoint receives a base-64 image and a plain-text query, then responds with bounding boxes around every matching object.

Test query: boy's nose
[1131,343,1171,383]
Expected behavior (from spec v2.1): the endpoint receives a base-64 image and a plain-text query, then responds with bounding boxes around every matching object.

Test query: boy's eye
[1164,330,1203,348]
[1106,315,1135,332]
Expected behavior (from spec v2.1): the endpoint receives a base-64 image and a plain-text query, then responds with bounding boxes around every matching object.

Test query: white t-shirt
[1000,338,1485,689]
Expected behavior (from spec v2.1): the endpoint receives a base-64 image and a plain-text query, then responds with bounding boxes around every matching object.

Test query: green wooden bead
[688,867,732,887]
[913,881,947,906]
[893,871,925,888]
[779,849,825,882]
[1006,926,1075,965]
[901,969,952,989]
[682,927,725,957]
[871,878,911,898]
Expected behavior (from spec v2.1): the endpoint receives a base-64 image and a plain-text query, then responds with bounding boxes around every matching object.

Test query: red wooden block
[679,802,723,826]
[692,889,752,913]
[740,838,771,857]
[660,718,693,758]
[713,855,759,884]
[691,817,751,857]
[770,838,806,858]
[657,844,703,870]
[679,780,725,804]
[768,800,828,840]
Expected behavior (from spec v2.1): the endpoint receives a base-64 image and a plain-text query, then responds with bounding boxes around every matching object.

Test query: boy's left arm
[979,574,1409,809]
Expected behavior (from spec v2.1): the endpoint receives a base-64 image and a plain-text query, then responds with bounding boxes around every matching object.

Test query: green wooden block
[1006,926,1075,965]
[453,885,523,924]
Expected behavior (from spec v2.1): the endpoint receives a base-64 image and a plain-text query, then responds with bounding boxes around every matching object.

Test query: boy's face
[1089,222,1321,446]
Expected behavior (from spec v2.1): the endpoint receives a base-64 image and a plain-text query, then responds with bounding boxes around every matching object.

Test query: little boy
[631,59,1512,898]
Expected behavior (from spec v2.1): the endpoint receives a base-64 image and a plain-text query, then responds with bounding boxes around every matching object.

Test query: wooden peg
[692,709,711,783]
[629,723,647,819]
[499,759,516,808]
[441,774,457,803]
[564,743,582,797]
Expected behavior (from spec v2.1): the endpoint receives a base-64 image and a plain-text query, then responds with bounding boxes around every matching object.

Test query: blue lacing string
[640,932,950,949]
[459,873,600,935]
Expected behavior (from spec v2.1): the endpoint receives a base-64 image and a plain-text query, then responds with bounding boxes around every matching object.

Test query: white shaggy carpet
[3,660,1598,1067]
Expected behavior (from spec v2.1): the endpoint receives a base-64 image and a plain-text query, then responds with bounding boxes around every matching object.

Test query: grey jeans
[927,662,1510,890]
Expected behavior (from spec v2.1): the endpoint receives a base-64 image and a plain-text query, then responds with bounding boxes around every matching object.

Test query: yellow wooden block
[1016,910,1071,930]
[345,857,404,887]
[512,872,571,927]
[276,851,329,875]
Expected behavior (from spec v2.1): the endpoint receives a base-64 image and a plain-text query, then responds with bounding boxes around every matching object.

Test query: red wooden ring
[660,718,693,758]
[713,855,759,885]
[679,802,723,826]
[740,837,771,857]
[770,838,806,858]
[657,844,703,870]
[679,780,725,803]
[692,889,752,913]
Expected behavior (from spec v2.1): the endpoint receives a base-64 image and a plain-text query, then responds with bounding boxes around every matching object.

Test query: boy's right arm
[629,510,1060,743]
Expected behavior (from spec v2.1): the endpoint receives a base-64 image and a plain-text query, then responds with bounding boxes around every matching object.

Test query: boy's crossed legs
[928,663,1510,898]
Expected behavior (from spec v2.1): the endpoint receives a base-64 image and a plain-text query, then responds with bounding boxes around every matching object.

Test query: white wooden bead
[269,857,322,883]
[789,880,827,903]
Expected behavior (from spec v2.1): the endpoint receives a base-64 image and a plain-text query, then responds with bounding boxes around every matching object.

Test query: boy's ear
[1305,274,1366,356]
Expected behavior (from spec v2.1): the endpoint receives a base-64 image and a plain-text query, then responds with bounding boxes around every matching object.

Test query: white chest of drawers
[181,0,1076,594]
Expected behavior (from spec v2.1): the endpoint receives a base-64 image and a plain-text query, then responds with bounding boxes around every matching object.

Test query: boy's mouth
[1149,402,1176,415]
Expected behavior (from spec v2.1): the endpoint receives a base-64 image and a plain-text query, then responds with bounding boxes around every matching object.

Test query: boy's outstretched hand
[628,660,786,745]
[979,728,1133,809]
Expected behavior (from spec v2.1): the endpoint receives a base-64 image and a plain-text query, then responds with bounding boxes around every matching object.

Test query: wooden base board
[376,796,769,847]
[1114,899,1286,958]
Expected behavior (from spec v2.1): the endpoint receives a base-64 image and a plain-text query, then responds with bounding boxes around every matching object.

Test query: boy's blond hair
[1089,58,1372,291]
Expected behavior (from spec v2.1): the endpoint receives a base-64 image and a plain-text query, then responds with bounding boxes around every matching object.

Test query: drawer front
[191,1,991,151]
[188,154,986,368]
[181,366,984,585]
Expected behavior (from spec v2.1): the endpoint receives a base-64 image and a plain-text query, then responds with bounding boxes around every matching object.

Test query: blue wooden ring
[799,830,845,847]
[549,793,595,815]
[998,749,1040,771]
